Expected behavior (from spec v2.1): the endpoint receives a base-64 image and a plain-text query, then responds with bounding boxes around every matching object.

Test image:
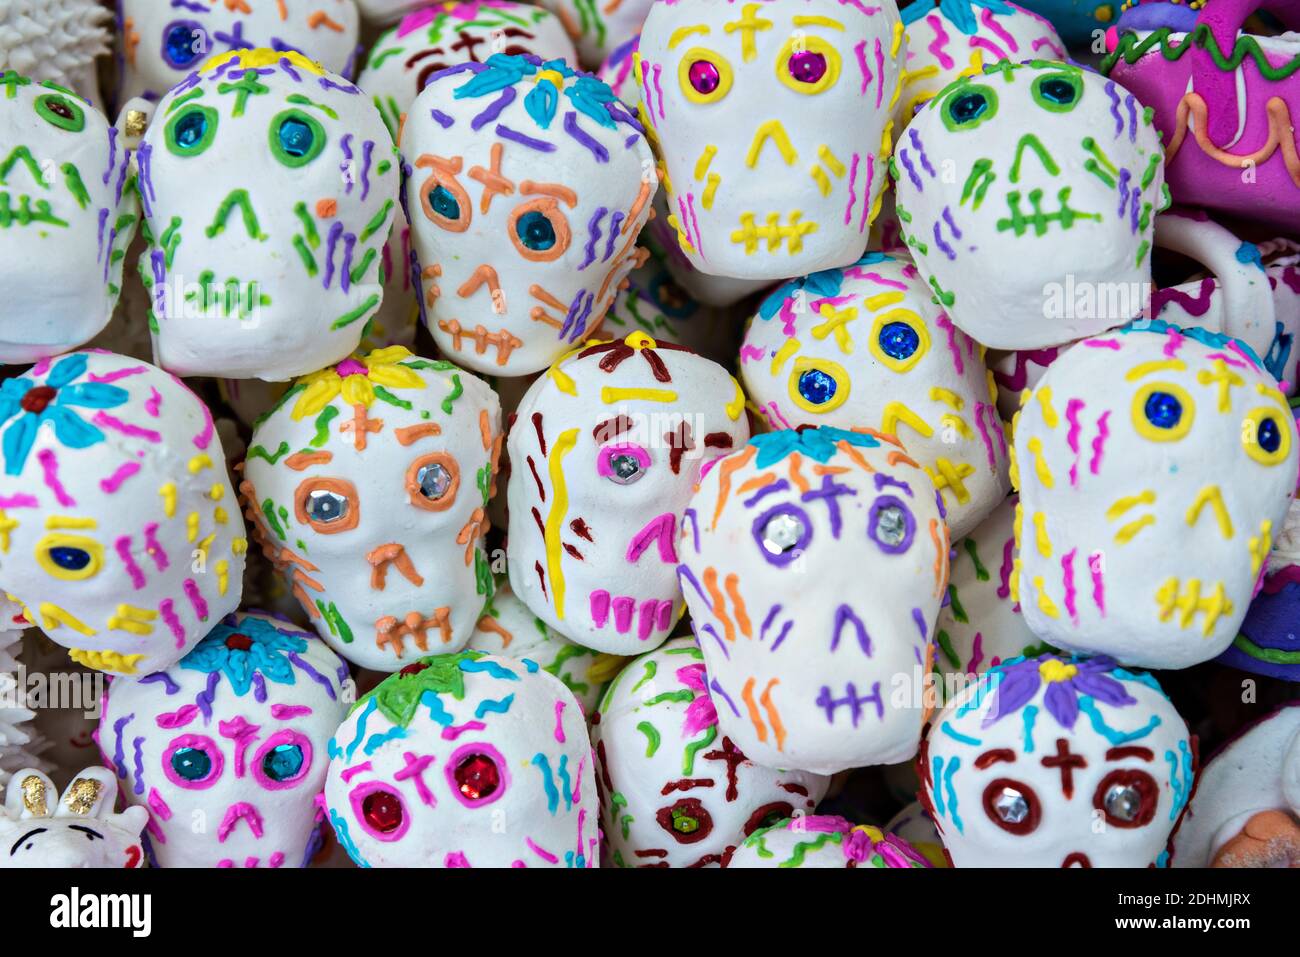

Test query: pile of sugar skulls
[0,0,1298,870]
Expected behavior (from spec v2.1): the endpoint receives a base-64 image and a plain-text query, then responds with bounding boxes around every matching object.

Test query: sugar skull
[592,637,828,868]
[1013,322,1300,669]
[885,799,946,867]
[728,815,930,868]
[100,612,349,867]
[1222,494,1300,681]
[680,427,948,774]
[636,0,906,281]
[468,579,625,713]
[1171,702,1300,868]
[0,1,111,107]
[896,0,1065,129]
[922,652,1194,868]
[138,49,399,380]
[506,333,749,654]
[242,347,501,672]
[1,766,147,868]
[893,60,1169,350]
[741,252,1010,538]
[403,53,655,377]
[0,352,247,676]
[535,0,651,68]
[117,0,361,103]
[324,650,599,867]
[0,74,140,364]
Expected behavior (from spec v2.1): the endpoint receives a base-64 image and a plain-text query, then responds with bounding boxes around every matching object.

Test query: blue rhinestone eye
[162,21,204,69]
[49,547,91,571]
[263,744,304,782]
[798,368,837,405]
[171,747,212,782]
[949,92,987,124]
[175,111,207,149]
[278,117,314,159]
[1259,417,1282,453]
[1039,78,1076,105]
[516,210,556,251]
[1143,391,1182,430]
[431,185,460,221]
[878,321,920,361]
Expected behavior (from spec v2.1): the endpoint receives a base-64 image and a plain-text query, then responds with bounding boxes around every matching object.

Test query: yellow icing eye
[788,356,850,414]
[1130,381,1195,442]
[868,310,930,373]
[775,35,841,96]
[678,47,734,104]
[1241,407,1292,466]
[35,534,103,582]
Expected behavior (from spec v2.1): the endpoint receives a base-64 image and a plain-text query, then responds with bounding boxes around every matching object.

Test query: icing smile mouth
[0,192,68,229]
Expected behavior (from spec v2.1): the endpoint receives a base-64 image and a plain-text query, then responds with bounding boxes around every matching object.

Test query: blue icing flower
[454,54,622,133]
[901,0,1015,32]
[453,52,540,99]
[757,252,895,321]
[0,353,129,476]
[749,427,880,467]
[181,615,310,696]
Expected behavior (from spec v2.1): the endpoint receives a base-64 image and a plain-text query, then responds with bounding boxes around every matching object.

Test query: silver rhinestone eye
[874,505,908,546]
[1103,783,1142,823]
[607,453,643,485]
[991,786,1030,825]
[761,512,805,556]
[306,489,348,524]
[416,463,452,501]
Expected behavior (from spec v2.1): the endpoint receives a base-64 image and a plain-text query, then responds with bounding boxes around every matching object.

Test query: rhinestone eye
[1103,783,1142,823]
[1039,77,1076,105]
[416,463,452,501]
[163,21,204,68]
[787,50,827,84]
[306,489,348,524]
[982,777,1040,834]
[877,321,920,361]
[991,786,1030,825]
[453,754,501,802]
[797,368,837,406]
[361,789,403,834]
[277,117,314,159]
[874,506,907,545]
[49,546,91,571]
[1093,769,1156,828]
[868,496,914,554]
[761,512,805,556]
[170,747,211,782]
[606,453,643,485]
[1258,417,1282,453]
[431,184,460,220]
[516,210,557,251]
[1143,390,1182,430]
[688,60,720,95]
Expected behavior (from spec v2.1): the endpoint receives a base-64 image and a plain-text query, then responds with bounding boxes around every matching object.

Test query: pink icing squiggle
[1061,548,1078,623]
[0,494,38,508]
[934,311,964,375]
[156,705,199,729]
[1031,36,1067,58]
[92,412,161,442]
[441,720,486,740]
[526,837,559,863]
[1089,411,1111,474]
[967,632,984,673]
[764,402,795,430]
[88,365,147,384]
[147,787,172,821]
[860,154,875,232]
[554,700,567,743]
[100,461,141,494]
[969,36,1009,59]
[854,40,871,95]
[997,533,1015,600]
[115,535,146,589]
[144,522,169,571]
[158,598,185,648]
[1088,550,1106,615]
[218,803,264,843]
[1065,398,1085,486]
[927,15,954,69]
[1084,339,1121,350]
[183,578,209,621]
[980,7,1019,51]
[873,39,884,110]
[845,151,860,224]
[740,345,764,364]
[974,402,998,471]
[144,387,162,417]
[36,449,75,506]
[193,399,215,450]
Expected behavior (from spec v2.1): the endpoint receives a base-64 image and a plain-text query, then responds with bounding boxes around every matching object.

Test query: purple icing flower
[983,653,1136,731]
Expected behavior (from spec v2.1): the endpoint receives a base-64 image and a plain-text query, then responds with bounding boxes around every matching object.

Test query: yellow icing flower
[291,346,425,420]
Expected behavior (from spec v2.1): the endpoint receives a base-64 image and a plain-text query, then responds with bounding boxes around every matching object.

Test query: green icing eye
[165,104,219,157]
[1032,73,1083,113]
[941,83,998,132]
[269,109,326,168]
[35,94,86,132]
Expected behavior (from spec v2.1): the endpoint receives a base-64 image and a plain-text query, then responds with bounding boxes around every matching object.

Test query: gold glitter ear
[19,774,48,817]
[124,109,148,139]
[64,777,104,816]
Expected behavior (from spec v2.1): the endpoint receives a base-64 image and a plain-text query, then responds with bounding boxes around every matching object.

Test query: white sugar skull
[1172,702,1300,868]
[728,815,930,868]
[893,60,1169,349]
[922,652,1194,868]
[535,0,651,67]
[117,0,361,103]
[507,333,749,654]
[403,53,655,377]
[468,579,625,713]
[0,75,139,364]
[741,251,1009,538]
[324,650,599,867]
[0,352,247,677]
[895,0,1064,129]
[592,637,828,868]
[636,0,906,281]
[1,766,146,868]
[100,612,349,867]
[1013,323,1300,669]
[680,427,948,774]
[242,347,502,672]
[138,49,399,380]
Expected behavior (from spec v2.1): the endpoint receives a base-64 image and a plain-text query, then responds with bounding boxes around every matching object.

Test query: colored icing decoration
[728,814,930,868]
[323,650,598,867]
[243,346,502,672]
[885,800,948,867]
[0,766,147,868]
[922,652,1194,867]
[507,333,749,654]
[894,60,1168,349]
[0,74,140,363]
[138,48,399,380]
[100,612,348,867]
[0,352,246,676]
[679,427,947,775]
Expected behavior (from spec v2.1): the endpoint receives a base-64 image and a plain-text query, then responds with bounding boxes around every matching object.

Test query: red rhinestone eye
[361,790,404,834]
[788,50,827,84]
[454,754,500,802]
[688,60,720,95]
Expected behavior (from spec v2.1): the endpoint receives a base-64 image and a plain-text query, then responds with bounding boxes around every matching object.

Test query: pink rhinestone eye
[788,50,827,84]
[688,60,721,95]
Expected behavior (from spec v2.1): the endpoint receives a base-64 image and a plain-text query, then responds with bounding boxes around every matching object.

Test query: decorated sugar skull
[403,53,655,376]
[468,579,625,713]
[535,0,651,68]
[100,613,349,868]
[893,60,1169,350]
[242,347,502,672]
[1172,702,1300,868]
[138,49,399,380]
[680,428,948,774]
[324,650,599,867]
[742,252,1010,538]
[507,333,749,654]
[1,766,146,868]
[728,816,930,868]
[0,74,140,364]
[592,637,828,868]
[1013,322,1300,669]
[117,0,361,103]
[922,652,1194,868]
[896,0,1065,128]
[635,0,905,281]
[0,352,246,676]
[885,800,946,867]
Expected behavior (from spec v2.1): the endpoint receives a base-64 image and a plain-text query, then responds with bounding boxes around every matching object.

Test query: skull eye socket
[1092,769,1157,829]
[35,93,86,133]
[656,797,714,844]
[35,534,103,581]
[1242,406,1293,466]
[867,495,915,555]
[981,777,1041,835]
[253,730,313,788]
[1032,73,1083,113]
[419,162,472,232]
[677,47,733,104]
[161,20,206,69]
[163,735,224,790]
[598,444,650,485]
[869,311,931,373]
[165,104,219,158]
[788,357,850,414]
[1130,381,1194,443]
[507,197,571,262]
[445,743,510,808]
[351,783,409,840]
[775,36,841,96]
[406,452,460,511]
[941,83,999,132]
[294,477,361,533]
[269,109,327,168]
[751,502,813,567]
